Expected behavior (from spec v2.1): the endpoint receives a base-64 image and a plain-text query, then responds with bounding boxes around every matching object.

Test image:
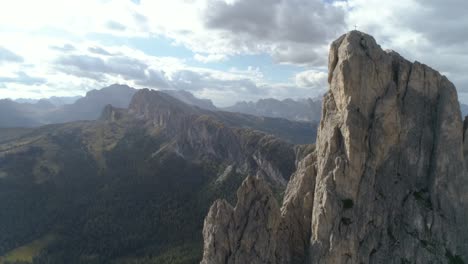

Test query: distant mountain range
[14,96,82,106]
[0,88,315,263]
[0,85,218,128]
[0,84,316,144]
[223,97,323,122]
[3,83,468,131]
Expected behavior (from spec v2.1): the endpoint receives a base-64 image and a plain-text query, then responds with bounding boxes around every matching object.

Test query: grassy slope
[0,235,55,264]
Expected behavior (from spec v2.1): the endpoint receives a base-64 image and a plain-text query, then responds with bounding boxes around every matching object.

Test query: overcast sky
[0,0,467,106]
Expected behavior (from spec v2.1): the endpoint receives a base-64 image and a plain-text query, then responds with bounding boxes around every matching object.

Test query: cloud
[345,0,468,93]
[2,0,468,105]
[0,71,46,85]
[137,0,345,65]
[198,0,345,64]
[88,46,114,56]
[194,53,227,63]
[171,69,261,94]
[0,47,24,63]
[295,70,327,89]
[56,55,107,78]
[56,54,147,80]
[106,20,127,31]
[204,0,344,45]
[135,69,170,88]
[272,44,326,66]
[404,0,468,46]
[49,44,76,52]
[55,52,170,88]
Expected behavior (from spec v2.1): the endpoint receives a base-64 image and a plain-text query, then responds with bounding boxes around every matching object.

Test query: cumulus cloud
[0,47,24,63]
[56,54,147,80]
[0,71,46,85]
[49,44,76,52]
[171,69,261,95]
[55,51,170,89]
[198,0,346,64]
[194,53,227,63]
[135,69,170,88]
[88,46,115,56]
[2,0,468,105]
[106,20,127,31]
[295,70,327,89]
[345,0,468,93]
[204,0,344,45]
[135,0,345,65]
[404,0,468,46]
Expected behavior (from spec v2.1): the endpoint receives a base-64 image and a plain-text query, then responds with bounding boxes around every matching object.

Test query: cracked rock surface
[201,31,468,264]
[311,30,468,264]
[201,176,281,264]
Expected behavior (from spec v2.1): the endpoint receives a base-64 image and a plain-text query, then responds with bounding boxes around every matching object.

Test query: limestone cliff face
[201,151,317,264]
[201,31,468,264]
[311,30,468,263]
[201,176,281,264]
[127,89,300,187]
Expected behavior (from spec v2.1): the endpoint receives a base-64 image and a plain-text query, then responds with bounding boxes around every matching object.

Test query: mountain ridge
[201,30,468,263]
[0,85,317,263]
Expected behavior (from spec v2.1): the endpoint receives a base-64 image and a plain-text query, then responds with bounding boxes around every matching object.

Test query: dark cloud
[106,21,127,31]
[405,0,468,45]
[272,44,326,65]
[202,0,345,64]
[55,54,169,88]
[57,55,107,75]
[0,47,24,63]
[205,0,281,38]
[0,71,46,85]
[354,0,468,95]
[56,54,145,80]
[49,44,76,52]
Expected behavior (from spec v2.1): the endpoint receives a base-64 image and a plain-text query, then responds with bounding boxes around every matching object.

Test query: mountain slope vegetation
[0,90,313,264]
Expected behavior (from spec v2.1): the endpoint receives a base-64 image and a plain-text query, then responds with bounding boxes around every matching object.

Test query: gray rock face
[311,30,468,263]
[201,149,317,264]
[200,31,468,264]
[276,149,317,263]
[201,176,281,264]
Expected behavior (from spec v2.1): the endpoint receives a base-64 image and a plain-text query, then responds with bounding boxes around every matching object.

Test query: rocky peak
[161,89,218,110]
[99,104,126,122]
[201,150,317,264]
[312,30,468,262]
[201,176,281,264]
[200,30,468,263]
[128,88,203,130]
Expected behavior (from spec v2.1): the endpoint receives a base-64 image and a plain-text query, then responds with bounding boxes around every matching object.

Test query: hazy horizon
[1,0,468,106]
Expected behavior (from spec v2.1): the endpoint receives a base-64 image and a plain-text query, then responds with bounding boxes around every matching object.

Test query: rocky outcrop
[201,150,317,264]
[201,30,468,263]
[128,89,310,187]
[276,149,316,263]
[311,30,468,263]
[201,176,281,264]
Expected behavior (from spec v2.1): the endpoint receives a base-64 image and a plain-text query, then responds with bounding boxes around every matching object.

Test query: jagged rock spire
[200,31,468,264]
[313,30,467,263]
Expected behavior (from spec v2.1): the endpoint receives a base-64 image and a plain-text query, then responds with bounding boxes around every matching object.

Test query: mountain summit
[201,31,468,263]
